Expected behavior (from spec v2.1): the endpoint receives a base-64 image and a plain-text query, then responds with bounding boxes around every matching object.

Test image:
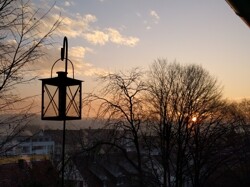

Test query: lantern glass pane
[43,84,59,117]
[66,85,81,118]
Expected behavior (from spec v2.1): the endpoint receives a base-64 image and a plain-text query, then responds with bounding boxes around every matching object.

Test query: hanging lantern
[40,37,82,121]
[40,36,83,187]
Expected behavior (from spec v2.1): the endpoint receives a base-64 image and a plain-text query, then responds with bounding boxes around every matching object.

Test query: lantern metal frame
[40,38,82,121]
[41,71,82,120]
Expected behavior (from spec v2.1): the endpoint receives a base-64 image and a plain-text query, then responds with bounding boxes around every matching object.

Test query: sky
[21,0,250,105]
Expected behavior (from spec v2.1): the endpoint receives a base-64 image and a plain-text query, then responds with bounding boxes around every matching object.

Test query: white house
[1,130,54,156]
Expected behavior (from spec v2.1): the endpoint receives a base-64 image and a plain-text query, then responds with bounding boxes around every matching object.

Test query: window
[22,146,30,153]
[32,146,44,151]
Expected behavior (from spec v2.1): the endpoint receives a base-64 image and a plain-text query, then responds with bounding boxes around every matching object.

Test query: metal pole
[60,36,68,187]
[62,119,66,187]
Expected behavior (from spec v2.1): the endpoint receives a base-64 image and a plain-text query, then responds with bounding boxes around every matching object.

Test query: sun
[192,117,197,122]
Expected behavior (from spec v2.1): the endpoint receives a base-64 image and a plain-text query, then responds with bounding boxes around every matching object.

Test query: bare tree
[186,102,238,187]
[0,0,60,154]
[84,68,150,186]
[213,100,250,187]
[82,60,247,187]
[146,59,228,187]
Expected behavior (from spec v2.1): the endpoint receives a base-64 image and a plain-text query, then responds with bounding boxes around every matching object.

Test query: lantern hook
[61,36,68,73]
[50,36,75,78]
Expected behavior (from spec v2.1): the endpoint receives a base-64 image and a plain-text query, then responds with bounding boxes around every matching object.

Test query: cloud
[26,2,139,79]
[31,12,96,39]
[83,14,97,23]
[79,64,109,77]
[83,28,139,47]
[54,5,65,12]
[137,10,160,30]
[34,1,139,47]
[64,1,71,7]
[107,28,139,47]
[136,12,142,17]
[63,0,75,7]
[57,14,97,38]
[69,46,92,60]
[83,31,109,45]
[30,45,108,78]
[150,10,160,24]
[47,9,139,47]
[54,13,139,47]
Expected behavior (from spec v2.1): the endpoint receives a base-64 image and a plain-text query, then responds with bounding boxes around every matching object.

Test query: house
[44,129,85,162]
[0,155,59,187]
[0,130,54,156]
[72,153,156,187]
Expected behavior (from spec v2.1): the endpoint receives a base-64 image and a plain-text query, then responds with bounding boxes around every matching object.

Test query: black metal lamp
[41,38,82,121]
[40,37,82,187]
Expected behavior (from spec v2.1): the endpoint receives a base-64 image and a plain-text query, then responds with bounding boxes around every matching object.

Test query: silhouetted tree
[83,60,249,187]
[146,59,228,187]
[84,68,150,186]
[0,0,60,154]
[186,102,237,187]
[211,100,250,187]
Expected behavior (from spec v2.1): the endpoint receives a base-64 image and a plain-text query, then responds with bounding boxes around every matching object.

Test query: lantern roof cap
[40,72,83,86]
